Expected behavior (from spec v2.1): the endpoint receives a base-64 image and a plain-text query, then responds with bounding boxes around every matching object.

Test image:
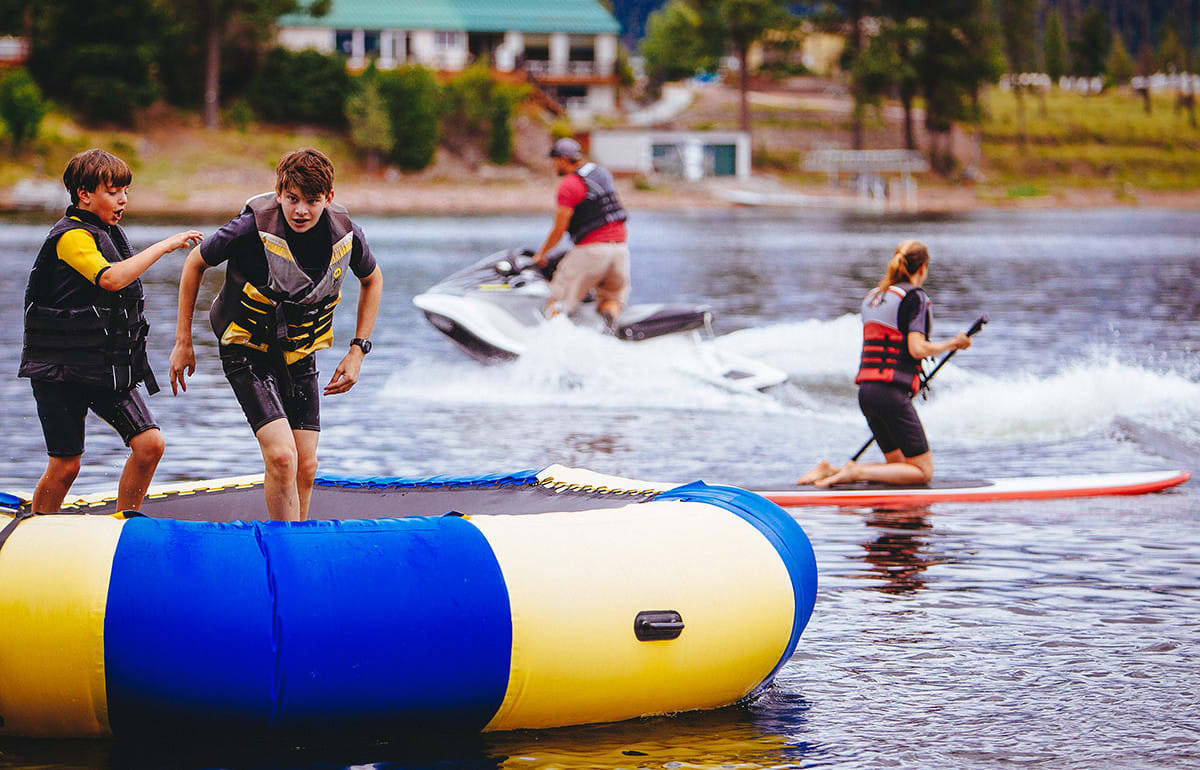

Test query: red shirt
[556,174,627,245]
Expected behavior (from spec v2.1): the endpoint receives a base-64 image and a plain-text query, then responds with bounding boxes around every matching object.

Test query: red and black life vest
[19,211,157,393]
[854,282,930,395]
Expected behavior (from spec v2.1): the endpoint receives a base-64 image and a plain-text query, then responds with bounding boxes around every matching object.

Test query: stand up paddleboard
[752,469,1191,508]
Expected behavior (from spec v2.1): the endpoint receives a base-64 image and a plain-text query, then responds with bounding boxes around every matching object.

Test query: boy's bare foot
[814,460,860,488]
[797,460,837,485]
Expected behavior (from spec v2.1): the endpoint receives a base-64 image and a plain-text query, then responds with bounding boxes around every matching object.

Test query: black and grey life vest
[19,212,157,393]
[209,193,355,365]
[854,282,931,395]
[566,163,627,244]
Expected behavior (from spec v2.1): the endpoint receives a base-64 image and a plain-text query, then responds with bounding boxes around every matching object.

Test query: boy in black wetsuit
[21,149,202,512]
[168,149,383,521]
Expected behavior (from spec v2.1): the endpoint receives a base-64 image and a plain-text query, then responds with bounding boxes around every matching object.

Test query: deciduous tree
[0,67,45,153]
[25,0,162,123]
[346,72,392,174]
[640,0,716,86]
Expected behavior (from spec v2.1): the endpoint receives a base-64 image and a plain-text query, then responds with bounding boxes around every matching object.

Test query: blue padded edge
[104,515,513,735]
[313,468,543,490]
[655,482,818,693]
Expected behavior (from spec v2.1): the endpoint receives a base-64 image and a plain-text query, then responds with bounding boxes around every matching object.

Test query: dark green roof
[279,0,621,35]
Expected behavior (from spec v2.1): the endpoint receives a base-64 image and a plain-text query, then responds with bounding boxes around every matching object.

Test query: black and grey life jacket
[854,282,931,396]
[19,212,157,394]
[209,193,355,366]
[566,163,627,244]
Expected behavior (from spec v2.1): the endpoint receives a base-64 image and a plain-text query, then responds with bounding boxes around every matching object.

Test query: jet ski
[413,248,788,393]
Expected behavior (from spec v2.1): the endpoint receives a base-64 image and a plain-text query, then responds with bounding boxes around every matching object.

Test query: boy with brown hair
[169,148,383,522]
[21,148,203,513]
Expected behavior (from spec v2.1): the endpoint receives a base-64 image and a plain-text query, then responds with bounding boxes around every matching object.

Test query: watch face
[354,339,372,354]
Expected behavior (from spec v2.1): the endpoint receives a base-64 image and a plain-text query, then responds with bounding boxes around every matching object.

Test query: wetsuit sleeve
[200,212,257,268]
[899,290,931,338]
[56,228,111,284]
[556,174,586,209]
[349,223,377,279]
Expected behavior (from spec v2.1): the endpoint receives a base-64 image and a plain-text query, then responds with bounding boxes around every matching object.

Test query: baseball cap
[549,138,582,160]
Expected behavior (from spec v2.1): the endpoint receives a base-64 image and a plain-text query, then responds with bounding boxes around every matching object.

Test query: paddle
[849,314,989,462]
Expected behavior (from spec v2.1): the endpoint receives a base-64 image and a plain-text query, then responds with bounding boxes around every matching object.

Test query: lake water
[0,207,1197,769]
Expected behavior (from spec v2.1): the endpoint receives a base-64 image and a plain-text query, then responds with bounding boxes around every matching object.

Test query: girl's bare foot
[797,460,837,485]
[814,460,860,488]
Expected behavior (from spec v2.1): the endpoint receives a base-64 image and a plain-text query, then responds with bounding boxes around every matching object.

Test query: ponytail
[874,239,929,296]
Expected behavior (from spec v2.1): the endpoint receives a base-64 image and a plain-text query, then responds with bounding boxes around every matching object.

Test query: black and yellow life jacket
[209,193,355,366]
[854,282,931,396]
[566,163,627,244]
[19,211,158,394]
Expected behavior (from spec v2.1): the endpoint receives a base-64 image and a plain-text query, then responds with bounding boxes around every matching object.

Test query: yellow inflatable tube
[474,499,796,730]
[0,514,127,737]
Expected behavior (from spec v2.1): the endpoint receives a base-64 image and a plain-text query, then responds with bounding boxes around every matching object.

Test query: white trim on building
[276,24,618,118]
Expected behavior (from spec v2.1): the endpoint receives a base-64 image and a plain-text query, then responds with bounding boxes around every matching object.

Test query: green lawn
[980,88,1200,190]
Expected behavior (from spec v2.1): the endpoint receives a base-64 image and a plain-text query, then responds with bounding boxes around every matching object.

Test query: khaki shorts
[549,241,631,315]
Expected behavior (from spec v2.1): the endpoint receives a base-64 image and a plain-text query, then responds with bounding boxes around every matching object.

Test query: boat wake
[391,317,791,413]
[394,313,1200,455]
[923,358,1200,446]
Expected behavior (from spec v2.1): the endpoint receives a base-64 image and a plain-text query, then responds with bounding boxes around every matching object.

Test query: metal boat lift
[803,149,930,212]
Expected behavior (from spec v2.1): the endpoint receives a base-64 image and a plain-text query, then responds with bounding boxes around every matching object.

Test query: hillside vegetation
[980,88,1200,193]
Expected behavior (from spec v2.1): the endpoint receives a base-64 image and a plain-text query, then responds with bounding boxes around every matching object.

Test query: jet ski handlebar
[495,248,569,280]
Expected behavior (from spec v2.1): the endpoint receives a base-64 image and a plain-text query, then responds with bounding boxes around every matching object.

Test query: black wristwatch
[350,338,372,355]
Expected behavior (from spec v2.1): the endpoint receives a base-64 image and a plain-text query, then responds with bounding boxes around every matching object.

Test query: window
[435,30,459,49]
[363,31,381,57]
[336,30,354,56]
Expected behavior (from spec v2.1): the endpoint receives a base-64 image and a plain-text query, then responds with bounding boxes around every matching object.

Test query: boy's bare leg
[255,418,300,521]
[30,455,82,513]
[292,428,320,522]
[116,428,165,512]
[797,460,839,485]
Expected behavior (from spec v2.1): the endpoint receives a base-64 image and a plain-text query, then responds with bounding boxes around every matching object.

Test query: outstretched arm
[168,247,209,395]
[324,266,383,396]
[98,231,203,291]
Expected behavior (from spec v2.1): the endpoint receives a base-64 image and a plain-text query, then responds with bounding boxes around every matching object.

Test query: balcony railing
[524,60,610,77]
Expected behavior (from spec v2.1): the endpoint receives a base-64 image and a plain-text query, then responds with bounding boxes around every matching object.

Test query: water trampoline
[0,465,817,739]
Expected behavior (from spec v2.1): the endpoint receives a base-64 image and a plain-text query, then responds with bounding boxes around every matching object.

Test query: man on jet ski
[531,137,630,327]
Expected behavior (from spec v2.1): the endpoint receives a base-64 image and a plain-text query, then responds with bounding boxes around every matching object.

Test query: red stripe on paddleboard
[758,471,1191,508]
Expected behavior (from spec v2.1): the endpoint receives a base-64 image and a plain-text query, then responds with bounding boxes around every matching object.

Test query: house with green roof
[277,0,622,118]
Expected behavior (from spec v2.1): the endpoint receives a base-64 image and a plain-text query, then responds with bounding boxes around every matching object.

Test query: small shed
[589,130,751,181]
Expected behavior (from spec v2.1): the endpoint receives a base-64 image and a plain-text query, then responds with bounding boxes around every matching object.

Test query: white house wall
[410,30,436,65]
[278,27,334,54]
[587,84,617,113]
